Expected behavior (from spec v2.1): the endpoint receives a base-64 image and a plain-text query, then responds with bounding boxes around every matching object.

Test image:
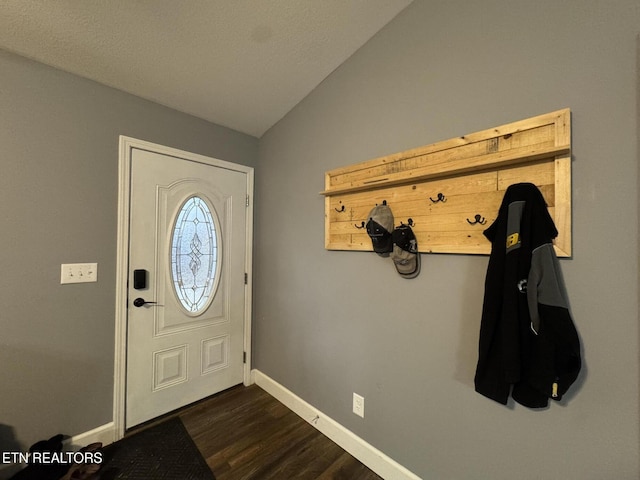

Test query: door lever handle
[133,297,157,308]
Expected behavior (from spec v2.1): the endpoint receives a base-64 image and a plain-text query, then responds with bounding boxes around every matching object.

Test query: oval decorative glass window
[170,195,220,314]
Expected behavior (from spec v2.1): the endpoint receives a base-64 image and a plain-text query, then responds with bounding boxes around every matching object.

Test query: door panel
[126,148,247,428]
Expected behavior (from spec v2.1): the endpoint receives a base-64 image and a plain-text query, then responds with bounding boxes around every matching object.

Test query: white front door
[125,146,249,428]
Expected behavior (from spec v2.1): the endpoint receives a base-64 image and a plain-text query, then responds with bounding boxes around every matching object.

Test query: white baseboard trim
[67,422,116,449]
[252,369,421,480]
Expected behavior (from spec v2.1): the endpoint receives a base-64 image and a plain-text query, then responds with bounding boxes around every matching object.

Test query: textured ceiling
[0,0,413,137]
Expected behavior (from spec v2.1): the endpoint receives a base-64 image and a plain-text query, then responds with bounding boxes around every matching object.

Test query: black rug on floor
[99,417,215,480]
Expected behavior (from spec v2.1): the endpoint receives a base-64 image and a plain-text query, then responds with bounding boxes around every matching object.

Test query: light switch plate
[61,263,98,284]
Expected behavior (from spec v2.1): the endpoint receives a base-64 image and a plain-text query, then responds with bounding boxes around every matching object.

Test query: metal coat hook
[467,214,487,226]
[355,221,366,229]
[401,218,415,227]
[376,200,388,206]
[429,193,446,203]
[335,205,345,212]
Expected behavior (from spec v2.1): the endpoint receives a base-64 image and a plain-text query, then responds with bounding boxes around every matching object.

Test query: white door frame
[113,136,254,439]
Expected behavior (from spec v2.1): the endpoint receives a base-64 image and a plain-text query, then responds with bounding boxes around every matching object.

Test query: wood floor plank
[176,384,383,480]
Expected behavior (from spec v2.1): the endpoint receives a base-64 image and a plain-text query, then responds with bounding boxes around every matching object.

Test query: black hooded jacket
[474,183,581,408]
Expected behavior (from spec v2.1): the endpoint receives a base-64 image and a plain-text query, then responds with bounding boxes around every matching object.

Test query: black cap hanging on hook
[390,224,420,279]
[366,201,394,256]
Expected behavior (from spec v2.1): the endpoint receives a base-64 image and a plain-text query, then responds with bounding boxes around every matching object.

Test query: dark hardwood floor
[173,384,383,480]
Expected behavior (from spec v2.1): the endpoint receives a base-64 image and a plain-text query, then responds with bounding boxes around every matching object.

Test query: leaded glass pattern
[170,196,219,314]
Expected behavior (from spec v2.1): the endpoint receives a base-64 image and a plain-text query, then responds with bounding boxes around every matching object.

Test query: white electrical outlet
[353,392,365,418]
[61,263,98,284]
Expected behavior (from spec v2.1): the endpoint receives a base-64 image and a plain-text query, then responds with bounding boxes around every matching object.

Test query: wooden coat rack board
[321,109,571,257]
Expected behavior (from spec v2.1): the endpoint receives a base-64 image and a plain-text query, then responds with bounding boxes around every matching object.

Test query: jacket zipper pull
[552,380,559,398]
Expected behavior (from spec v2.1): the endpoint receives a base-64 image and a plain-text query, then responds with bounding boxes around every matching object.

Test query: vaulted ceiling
[0,1,413,137]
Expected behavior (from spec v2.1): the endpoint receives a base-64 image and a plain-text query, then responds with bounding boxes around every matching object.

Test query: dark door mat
[99,417,215,479]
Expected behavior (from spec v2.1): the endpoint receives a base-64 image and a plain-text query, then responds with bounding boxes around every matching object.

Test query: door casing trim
[114,136,254,439]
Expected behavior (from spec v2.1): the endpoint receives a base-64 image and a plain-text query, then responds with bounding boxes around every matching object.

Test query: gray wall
[0,49,258,452]
[254,1,639,478]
